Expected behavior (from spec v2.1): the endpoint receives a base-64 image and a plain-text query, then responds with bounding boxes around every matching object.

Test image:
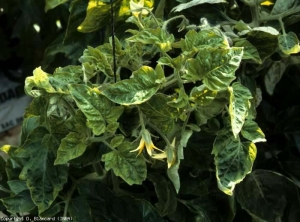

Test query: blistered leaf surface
[17,128,68,213]
[228,82,253,137]
[101,66,164,105]
[241,119,266,143]
[184,47,243,90]
[278,32,300,55]
[212,131,257,195]
[139,94,179,134]
[101,141,147,185]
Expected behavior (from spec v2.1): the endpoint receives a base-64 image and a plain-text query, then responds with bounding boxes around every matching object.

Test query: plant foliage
[1,0,300,221]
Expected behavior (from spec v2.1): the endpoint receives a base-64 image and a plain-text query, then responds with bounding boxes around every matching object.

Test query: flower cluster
[130,129,176,168]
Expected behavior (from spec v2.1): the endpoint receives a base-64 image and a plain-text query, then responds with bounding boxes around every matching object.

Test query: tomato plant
[1,0,300,221]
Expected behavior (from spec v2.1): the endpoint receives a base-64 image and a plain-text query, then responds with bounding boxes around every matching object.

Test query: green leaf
[101,65,165,105]
[0,156,9,204]
[20,116,40,143]
[288,55,300,65]
[264,61,286,95]
[17,128,68,213]
[284,13,300,26]
[54,132,88,165]
[106,122,120,134]
[45,0,69,12]
[79,46,113,77]
[148,173,177,216]
[139,93,179,135]
[241,119,266,143]
[271,0,296,15]
[69,84,123,135]
[212,132,257,195]
[252,27,279,35]
[167,130,193,193]
[127,28,175,52]
[234,39,262,64]
[1,146,25,180]
[190,85,218,106]
[228,82,253,137]
[1,190,36,214]
[69,196,93,222]
[101,141,147,185]
[158,54,187,70]
[110,135,125,148]
[77,0,122,33]
[77,181,164,221]
[179,197,225,221]
[179,29,229,52]
[234,20,251,32]
[172,0,227,12]
[246,28,279,61]
[194,98,226,125]
[186,123,201,132]
[184,47,243,90]
[166,161,180,196]
[154,0,166,19]
[69,144,107,167]
[278,32,300,55]
[135,199,165,222]
[40,202,61,217]
[7,180,28,194]
[49,65,83,93]
[236,170,300,222]
[167,89,190,109]
[178,130,193,159]
[63,0,88,44]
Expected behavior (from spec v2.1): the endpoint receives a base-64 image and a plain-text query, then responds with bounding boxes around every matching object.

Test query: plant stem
[278,17,286,35]
[111,171,120,193]
[181,109,191,135]
[249,4,260,27]
[103,76,109,84]
[162,15,188,31]
[162,77,177,92]
[110,0,117,83]
[138,107,146,130]
[141,7,160,27]
[166,73,175,81]
[259,6,300,22]
[93,162,106,177]
[62,182,77,219]
[0,185,11,193]
[146,120,171,146]
[102,139,117,152]
[174,70,185,90]
[87,135,111,143]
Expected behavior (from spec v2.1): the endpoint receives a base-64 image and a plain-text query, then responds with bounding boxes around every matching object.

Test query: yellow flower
[129,0,152,17]
[152,138,176,168]
[130,129,163,156]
